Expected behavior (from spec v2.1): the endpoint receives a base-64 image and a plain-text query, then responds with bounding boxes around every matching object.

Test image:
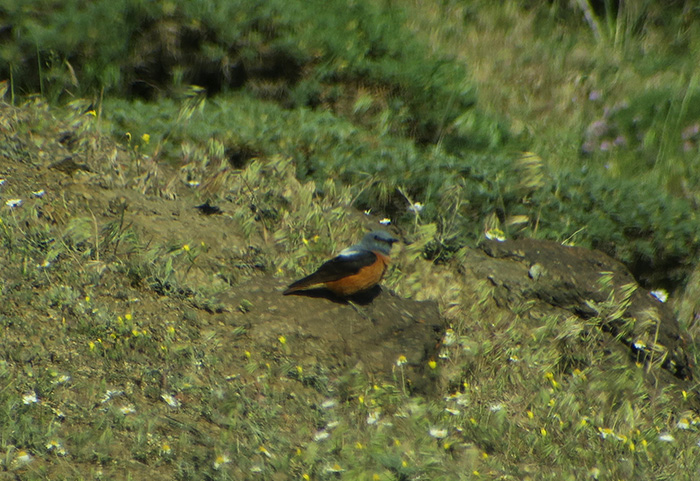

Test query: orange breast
[324,252,390,296]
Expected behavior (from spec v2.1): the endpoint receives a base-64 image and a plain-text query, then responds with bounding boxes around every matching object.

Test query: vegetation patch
[2,0,487,147]
[1,1,700,479]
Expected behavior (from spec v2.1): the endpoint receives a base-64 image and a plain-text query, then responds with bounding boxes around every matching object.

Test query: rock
[473,238,691,380]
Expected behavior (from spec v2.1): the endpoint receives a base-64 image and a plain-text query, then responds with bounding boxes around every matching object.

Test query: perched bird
[283,230,398,297]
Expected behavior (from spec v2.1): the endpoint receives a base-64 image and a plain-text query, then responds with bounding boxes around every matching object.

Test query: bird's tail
[282,285,300,295]
[282,275,316,295]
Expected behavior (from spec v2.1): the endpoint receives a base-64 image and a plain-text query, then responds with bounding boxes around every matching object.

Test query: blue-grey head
[358,230,399,256]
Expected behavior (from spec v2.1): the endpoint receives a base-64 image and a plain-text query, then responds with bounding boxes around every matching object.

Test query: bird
[283,230,399,297]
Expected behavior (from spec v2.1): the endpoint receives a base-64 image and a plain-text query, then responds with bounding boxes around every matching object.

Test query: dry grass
[1,2,700,479]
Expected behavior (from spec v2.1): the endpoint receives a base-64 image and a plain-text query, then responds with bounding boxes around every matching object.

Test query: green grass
[99,91,700,290]
[1,1,700,479]
[2,0,485,149]
[4,0,700,287]
[1,98,699,480]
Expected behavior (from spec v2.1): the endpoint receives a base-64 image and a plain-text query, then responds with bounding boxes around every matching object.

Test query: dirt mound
[213,279,443,393]
[475,238,692,382]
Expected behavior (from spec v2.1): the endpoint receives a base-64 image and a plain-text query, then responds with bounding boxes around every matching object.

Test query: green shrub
[581,84,700,196]
[1,0,492,149]
[102,95,700,290]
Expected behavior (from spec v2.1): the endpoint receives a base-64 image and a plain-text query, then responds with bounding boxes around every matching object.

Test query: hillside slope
[1,98,699,480]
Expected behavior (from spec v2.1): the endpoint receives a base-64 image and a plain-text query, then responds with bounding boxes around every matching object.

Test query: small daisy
[313,430,330,442]
[5,199,22,208]
[658,433,675,442]
[54,374,71,384]
[489,403,504,412]
[429,427,448,439]
[45,440,67,456]
[320,399,337,409]
[485,228,505,241]
[379,218,391,225]
[119,404,136,415]
[442,329,457,346]
[22,391,38,404]
[101,389,124,403]
[408,202,424,213]
[366,411,381,425]
[213,454,231,469]
[650,289,668,303]
[161,393,181,409]
[258,445,273,458]
[324,464,344,473]
[396,355,408,367]
[32,189,46,198]
[14,450,32,465]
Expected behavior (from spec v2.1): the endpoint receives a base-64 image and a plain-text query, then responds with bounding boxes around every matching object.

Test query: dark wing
[283,250,377,294]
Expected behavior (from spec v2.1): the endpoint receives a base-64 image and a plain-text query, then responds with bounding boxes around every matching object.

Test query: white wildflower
[650,289,668,303]
[408,202,424,213]
[22,391,38,404]
[101,389,124,403]
[213,454,231,469]
[161,393,181,409]
[366,410,381,425]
